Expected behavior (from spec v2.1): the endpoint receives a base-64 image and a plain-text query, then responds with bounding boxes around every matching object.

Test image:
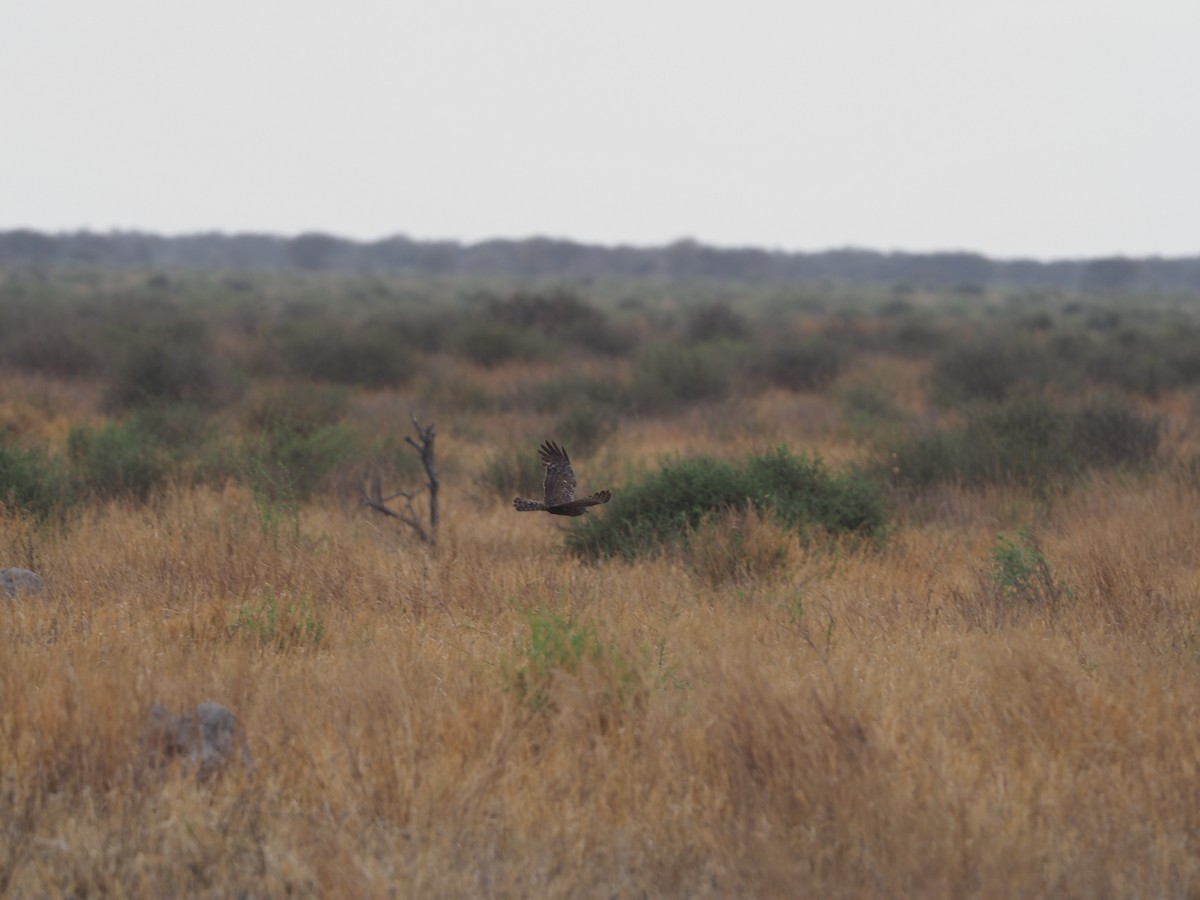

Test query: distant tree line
[1,229,1198,291]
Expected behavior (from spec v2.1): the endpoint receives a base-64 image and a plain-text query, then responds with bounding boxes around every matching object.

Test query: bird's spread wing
[550,490,612,514]
[539,440,577,506]
[513,497,548,512]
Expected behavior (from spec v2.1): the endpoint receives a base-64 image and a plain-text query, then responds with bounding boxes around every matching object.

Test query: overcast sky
[3,1,1198,259]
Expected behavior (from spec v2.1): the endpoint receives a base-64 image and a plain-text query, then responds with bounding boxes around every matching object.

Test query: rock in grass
[142,702,255,780]
[1,568,43,599]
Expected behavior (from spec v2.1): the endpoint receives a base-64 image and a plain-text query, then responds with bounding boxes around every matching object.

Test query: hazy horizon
[5,1,1198,261]
[9,227,1198,266]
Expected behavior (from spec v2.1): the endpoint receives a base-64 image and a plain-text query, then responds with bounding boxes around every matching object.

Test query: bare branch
[361,485,430,541]
[361,413,439,546]
[381,487,424,504]
[407,414,439,541]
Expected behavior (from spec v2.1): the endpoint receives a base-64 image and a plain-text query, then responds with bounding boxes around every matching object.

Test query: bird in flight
[513,440,611,517]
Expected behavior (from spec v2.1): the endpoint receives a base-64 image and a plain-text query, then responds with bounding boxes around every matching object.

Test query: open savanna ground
[2,270,1200,896]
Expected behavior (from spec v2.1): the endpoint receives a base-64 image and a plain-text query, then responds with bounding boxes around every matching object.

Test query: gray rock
[1,568,43,599]
[142,701,254,780]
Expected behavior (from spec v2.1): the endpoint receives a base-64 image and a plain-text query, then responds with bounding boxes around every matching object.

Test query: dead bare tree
[362,414,439,546]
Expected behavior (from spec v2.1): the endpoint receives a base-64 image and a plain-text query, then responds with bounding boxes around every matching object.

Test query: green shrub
[68,418,170,503]
[756,340,843,392]
[109,341,183,407]
[930,335,1037,403]
[107,331,231,411]
[685,303,748,343]
[742,448,886,535]
[501,611,640,714]
[245,385,348,436]
[486,289,597,330]
[241,420,355,504]
[1085,345,1171,398]
[1069,398,1160,468]
[238,385,355,504]
[279,324,416,388]
[228,590,326,651]
[626,343,735,414]
[882,397,1159,492]
[567,447,887,561]
[890,318,946,356]
[7,323,102,379]
[988,530,1067,609]
[450,321,547,367]
[485,289,630,355]
[361,311,455,355]
[132,403,215,452]
[0,436,72,522]
[1081,327,1200,398]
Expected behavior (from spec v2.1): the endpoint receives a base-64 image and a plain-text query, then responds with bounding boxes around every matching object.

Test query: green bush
[0,436,72,522]
[1069,398,1161,468]
[484,289,629,353]
[626,343,736,414]
[489,289,630,356]
[930,335,1037,403]
[756,340,843,392]
[882,397,1159,492]
[567,447,887,561]
[109,342,185,408]
[360,311,454,355]
[228,590,326,651]
[501,611,640,714]
[987,530,1067,609]
[68,418,170,503]
[241,420,355,504]
[107,322,232,411]
[7,323,103,379]
[1085,345,1171,398]
[240,387,355,503]
[132,403,215,452]
[245,385,348,436]
[486,289,598,331]
[1081,327,1200,398]
[685,303,748,343]
[278,324,416,388]
[889,317,946,356]
[451,321,547,367]
[742,448,886,535]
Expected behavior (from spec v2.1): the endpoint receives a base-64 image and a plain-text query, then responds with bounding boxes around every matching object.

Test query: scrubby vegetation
[2,265,1200,896]
[567,447,885,561]
[883,395,1161,493]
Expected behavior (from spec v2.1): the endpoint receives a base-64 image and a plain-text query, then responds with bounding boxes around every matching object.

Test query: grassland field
[1,269,1199,897]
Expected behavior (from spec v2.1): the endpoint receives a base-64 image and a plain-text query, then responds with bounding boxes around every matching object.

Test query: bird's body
[513,441,611,516]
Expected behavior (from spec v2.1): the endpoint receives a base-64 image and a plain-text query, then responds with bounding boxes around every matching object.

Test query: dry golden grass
[3,410,1200,898]
[0,276,1197,898]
